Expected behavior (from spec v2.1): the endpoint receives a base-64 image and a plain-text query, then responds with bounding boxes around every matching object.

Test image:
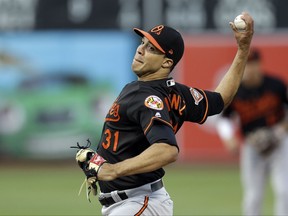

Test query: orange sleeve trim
[198,89,209,124]
[144,117,173,135]
[134,196,149,216]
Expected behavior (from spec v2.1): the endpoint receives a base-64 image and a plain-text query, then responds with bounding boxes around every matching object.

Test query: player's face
[242,60,263,87]
[132,37,166,78]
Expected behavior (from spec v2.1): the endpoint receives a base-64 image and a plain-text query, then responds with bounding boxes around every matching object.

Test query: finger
[240,12,254,32]
[87,177,96,184]
[229,21,237,31]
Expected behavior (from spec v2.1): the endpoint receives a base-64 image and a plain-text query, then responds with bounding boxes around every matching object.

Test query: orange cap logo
[151,25,164,35]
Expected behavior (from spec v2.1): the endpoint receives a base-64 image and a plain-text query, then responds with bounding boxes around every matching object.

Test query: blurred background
[0,0,287,215]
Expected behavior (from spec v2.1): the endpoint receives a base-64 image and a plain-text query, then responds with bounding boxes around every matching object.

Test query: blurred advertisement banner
[0,31,135,159]
[35,0,120,29]
[0,0,288,31]
[177,34,288,163]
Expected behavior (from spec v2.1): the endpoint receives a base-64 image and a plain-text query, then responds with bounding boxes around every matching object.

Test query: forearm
[215,49,249,108]
[215,12,254,108]
[98,143,178,181]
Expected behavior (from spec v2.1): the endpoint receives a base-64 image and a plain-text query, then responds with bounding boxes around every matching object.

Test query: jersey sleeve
[181,85,224,124]
[146,124,178,149]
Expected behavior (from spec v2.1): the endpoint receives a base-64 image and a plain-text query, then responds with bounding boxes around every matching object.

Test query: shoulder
[264,74,286,86]
[137,79,172,98]
[123,81,166,112]
[263,74,287,92]
[174,81,190,91]
[122,81,140,92]
[174,82,206,102]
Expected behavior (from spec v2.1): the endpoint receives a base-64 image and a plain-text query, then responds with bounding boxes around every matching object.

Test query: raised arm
[215,12,254,108]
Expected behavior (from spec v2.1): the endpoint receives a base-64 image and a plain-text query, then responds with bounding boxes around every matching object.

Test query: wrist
[98,163,118,181]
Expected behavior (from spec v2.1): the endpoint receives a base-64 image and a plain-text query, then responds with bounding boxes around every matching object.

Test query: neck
[243,74,263,88]
[137,68,170,81]
[138,73,168,81]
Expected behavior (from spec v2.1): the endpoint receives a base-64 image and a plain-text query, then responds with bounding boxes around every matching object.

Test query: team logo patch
[190,88,203,105]
[144,95,164,110]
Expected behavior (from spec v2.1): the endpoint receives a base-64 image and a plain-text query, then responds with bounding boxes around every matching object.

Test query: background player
[216,49,288,216]
[76,12,254,216]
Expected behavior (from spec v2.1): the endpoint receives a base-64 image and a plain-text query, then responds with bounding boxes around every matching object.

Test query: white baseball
[234,15,246,30]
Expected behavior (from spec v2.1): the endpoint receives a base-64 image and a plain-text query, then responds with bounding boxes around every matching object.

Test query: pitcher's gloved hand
[84,152,107,180]
[71,139,106,177]
[71,139,106,202]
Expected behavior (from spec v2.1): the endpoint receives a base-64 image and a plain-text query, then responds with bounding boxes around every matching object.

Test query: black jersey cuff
[146,124,178,150]
[205,91,224,116]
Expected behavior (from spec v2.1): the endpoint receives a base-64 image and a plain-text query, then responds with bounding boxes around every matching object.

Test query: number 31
[101,129,119,152]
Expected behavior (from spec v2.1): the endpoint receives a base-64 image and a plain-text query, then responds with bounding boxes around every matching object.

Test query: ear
[162,58,174,69]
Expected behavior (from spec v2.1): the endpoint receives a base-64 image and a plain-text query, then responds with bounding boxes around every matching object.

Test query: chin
[131,64,141,75]
[132,70,142,78]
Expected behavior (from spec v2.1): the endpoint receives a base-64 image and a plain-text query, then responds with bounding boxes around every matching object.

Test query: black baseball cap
[134,25,184,68]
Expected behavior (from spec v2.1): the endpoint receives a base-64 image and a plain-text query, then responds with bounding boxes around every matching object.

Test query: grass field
[0,161,274,216]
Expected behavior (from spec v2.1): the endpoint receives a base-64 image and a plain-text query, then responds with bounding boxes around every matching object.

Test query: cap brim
[133,28,165,54]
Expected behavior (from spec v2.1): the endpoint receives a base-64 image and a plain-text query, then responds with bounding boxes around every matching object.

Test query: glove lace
[78,177,97,203]
[70,139,92,150]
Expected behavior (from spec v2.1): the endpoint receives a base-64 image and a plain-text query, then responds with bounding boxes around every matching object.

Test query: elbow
[219,93,234,109]
[152,143,179,167]
[215,88,237,109]
[167,145,179,163]
[223,98,233,109]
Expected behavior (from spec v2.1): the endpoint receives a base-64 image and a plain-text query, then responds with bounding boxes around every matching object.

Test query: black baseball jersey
[97,78,224,193]
[223,74,288,135]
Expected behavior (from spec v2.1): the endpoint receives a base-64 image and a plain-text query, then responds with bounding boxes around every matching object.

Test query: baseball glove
[71,139,106,202]
[246,127,279,156]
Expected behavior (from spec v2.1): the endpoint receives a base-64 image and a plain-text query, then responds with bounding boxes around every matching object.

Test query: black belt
[99,179,163,207]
